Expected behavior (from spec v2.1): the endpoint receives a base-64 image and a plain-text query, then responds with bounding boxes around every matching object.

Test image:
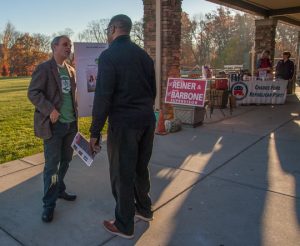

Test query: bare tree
[131,19,144,47]
[275,22,299,58]
[32,33,51,53]
[52,28,74,39]
[1,22,20,49]
[78,19,110,43]
[192,14,214,66]
[0,22,21,73]
[181,13,213,66]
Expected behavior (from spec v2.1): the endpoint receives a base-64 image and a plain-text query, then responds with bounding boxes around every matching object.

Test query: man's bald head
[108,14,132,34]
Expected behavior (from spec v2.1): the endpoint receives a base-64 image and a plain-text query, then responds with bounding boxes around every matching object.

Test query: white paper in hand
[71,132,94,166]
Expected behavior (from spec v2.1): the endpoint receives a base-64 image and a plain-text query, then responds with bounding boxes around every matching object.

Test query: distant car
[233,85,244,96]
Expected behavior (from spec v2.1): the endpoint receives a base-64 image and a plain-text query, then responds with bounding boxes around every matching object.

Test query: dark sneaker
[58,191,77,201]
[42,208,54,223]
[135,212,154,222]
[103,220,134,239]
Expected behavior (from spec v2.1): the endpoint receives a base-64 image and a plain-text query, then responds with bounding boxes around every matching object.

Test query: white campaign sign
[231,79,288,105]
[74,43,108,117]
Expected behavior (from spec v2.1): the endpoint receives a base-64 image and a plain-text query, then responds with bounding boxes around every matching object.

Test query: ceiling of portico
[207,0,300,26]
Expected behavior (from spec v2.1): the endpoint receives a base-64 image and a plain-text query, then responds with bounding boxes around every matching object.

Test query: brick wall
[143,0,182,120]
[143,0,156,59]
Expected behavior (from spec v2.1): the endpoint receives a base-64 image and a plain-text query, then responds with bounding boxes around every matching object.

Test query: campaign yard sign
[165,78,207,107]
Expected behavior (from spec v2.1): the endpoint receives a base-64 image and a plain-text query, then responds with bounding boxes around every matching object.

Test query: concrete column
[255,18,278,66]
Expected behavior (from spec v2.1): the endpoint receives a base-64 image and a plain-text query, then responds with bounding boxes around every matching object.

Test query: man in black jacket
[90,14,156,239]
[275,51,294,80]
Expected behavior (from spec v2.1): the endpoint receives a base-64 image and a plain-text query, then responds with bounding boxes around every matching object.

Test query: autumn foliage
[9,33,49,76]
[0,23,50,77]
[181,7,299,69]
[1,63,9,76]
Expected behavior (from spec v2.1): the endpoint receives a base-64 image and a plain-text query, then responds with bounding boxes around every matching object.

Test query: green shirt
[58,65,76,123]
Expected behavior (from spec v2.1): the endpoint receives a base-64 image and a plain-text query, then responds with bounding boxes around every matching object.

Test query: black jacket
[90,35,156,139]
[275,59,294,80]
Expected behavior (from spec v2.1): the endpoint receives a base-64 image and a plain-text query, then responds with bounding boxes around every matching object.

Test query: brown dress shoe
[103,220,134,239]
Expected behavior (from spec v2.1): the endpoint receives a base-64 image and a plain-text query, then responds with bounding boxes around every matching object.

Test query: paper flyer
[71,132,94,167]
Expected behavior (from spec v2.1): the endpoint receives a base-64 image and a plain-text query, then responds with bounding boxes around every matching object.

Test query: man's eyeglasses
[105,26,112,33]
[105,25,124,34]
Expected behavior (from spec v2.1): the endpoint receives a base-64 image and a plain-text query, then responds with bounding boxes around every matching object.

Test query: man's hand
[50,109,60,123]
[90,137,101,157]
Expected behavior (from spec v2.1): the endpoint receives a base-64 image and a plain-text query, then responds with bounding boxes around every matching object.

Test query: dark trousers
[42,121,77,209]
[107,124,155,235]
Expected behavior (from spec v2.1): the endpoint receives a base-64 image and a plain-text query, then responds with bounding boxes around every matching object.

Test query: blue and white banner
[231,79,288,105]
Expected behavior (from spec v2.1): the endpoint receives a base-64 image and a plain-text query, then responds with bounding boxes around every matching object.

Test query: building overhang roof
[207,0,300,26]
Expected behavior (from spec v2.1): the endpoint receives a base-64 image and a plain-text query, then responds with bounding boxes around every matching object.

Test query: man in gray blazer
[28,35,78,223]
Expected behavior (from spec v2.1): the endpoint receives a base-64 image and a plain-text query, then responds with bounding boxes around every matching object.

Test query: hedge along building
[143,0,300,118]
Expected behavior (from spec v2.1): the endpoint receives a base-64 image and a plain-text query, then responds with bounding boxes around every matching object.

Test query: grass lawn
[0,77,106,164]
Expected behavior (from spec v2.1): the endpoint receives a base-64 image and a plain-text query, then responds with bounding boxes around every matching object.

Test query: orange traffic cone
[155,110,167,135]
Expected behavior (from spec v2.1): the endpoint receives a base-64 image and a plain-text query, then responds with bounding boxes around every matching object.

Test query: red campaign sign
[165,78,207,107]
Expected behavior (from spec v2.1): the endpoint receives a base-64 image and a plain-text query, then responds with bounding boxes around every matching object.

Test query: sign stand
[173,104,207,127]
[165,78,208,127]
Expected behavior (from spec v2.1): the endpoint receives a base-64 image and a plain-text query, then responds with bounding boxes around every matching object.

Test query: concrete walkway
[1,92,300,246]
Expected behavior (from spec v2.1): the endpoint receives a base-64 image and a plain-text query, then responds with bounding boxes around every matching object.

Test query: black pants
[43,121,77,209]
[107,124,155,235]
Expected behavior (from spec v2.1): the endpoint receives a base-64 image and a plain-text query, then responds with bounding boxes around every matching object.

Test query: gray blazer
[28,58,78,139]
